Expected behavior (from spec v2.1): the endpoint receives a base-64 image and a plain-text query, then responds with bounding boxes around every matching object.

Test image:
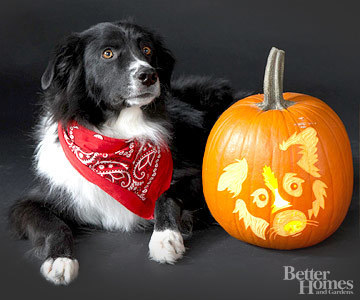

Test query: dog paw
[148,229,185,264]
[40,257,79,285]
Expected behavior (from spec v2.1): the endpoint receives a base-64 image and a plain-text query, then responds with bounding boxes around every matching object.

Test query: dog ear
[158,47,175,87]
[41,60,55,90]
[41,34,83,90]
[154,40,175,88]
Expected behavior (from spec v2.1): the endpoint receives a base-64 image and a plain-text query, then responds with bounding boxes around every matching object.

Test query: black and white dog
[9,21,243,285]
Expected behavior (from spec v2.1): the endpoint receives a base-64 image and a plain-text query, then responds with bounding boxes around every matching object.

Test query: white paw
[40,257,79,285]
[148,229,185,264]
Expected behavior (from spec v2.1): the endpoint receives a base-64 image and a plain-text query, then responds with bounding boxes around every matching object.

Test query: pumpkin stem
[257,47,294,111]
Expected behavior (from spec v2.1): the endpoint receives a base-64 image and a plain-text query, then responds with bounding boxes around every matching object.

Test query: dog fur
[9,20,249,285]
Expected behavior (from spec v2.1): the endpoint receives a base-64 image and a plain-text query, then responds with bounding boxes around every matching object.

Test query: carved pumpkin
[202,47,353,249]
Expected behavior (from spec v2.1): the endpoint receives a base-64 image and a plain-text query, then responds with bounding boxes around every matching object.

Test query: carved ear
[41,34,83,90]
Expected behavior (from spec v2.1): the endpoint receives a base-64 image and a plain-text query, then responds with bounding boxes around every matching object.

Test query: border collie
[9,20,245,285]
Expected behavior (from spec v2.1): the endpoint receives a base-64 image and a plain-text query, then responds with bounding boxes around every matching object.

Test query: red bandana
[58,121,173,219]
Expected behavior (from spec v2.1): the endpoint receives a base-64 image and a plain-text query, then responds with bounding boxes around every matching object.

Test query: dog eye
[142,46,152,56]
[102,49,114,59]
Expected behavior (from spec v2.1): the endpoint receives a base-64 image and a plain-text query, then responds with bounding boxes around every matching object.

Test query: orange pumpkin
[202,47,353,249]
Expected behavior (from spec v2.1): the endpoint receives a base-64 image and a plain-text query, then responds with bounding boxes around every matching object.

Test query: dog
[9,20,247,285]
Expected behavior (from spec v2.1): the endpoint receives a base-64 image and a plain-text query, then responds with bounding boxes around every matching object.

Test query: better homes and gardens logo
[283,266,354,295]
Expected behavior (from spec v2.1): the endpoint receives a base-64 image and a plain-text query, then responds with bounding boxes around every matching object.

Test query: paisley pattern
[63,125,161,201]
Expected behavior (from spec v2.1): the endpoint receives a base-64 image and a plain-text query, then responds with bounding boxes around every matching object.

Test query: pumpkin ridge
[232,110,264,240]
[247,112,269,243]
[299,101,352,147]
[276,109,297,248]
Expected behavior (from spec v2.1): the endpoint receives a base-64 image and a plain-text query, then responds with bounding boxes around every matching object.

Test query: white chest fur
[34,112,166,231]
[97,106,168,144]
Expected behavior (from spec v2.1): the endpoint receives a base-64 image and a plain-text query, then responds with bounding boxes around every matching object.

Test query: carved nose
[137,69,158,87]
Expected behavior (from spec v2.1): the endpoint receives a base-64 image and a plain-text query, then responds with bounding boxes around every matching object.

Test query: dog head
[41,21,175,124]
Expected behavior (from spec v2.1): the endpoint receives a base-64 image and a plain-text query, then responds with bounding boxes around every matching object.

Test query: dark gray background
[0,0,359,299]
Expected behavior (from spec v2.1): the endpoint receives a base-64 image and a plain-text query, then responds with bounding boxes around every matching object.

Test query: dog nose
[137,68,158,87]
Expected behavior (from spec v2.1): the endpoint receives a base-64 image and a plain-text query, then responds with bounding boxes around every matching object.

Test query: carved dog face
[217,127,327,240]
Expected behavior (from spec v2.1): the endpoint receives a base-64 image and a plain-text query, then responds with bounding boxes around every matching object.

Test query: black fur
[9,21,250,277]
[9,196,75,259]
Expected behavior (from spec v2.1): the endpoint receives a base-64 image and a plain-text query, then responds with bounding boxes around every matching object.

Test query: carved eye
[102,48,114,59]
[283,173,304,197]
[142,46,152,56]
[251,188,269,208]
[290,183,298,190]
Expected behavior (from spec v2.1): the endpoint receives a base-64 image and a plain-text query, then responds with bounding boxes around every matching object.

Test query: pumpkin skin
[202,49,353,250]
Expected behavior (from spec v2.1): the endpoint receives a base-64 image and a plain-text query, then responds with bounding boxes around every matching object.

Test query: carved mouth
[271,210,307,237]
